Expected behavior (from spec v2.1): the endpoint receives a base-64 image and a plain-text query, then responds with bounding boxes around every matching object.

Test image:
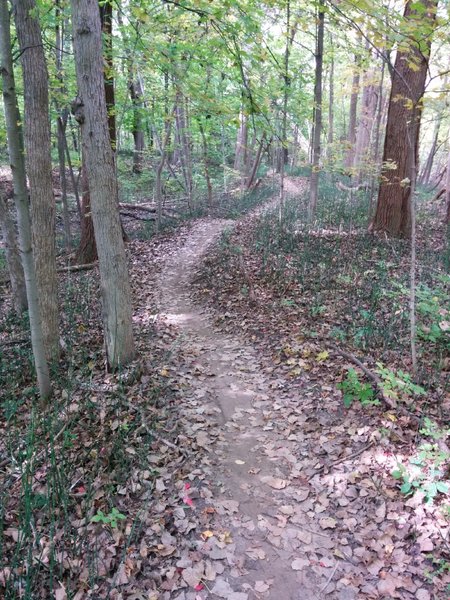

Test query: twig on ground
[316,561,339,598]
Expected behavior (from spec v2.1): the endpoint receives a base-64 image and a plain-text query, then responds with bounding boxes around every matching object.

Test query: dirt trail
[155,181,333,600]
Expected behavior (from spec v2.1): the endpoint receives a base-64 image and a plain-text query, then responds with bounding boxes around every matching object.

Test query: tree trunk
[13,0,59,361]
[352,67,378,182]
[129,74,146,174]
[420,117,441,186]
[309,0,324,220]
[198,120,213,207]
[71,0,135,368]
[234,108,248,172]
[75,163,97,264]
[55,0,72,252]
[371,0,438,237]
[0,0,51,398]
[327,45,334,160]
[344,52,361,170]
[444,146,450,224]
[0,196,27,314]
[99,0,116,149]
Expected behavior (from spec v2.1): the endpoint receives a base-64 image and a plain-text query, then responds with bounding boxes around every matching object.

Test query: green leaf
[400,481,412,495]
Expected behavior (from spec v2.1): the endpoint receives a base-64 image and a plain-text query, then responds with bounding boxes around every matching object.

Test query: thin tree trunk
[99,0,116,149]
[71,0,135,368]
[155,114,173,231]
[234,108,248,172]
[198,120,213,207]
[344,52,361,170]
[246,133,266,190]
[444,145,450,224]
[55,0,72,252]
[309,0,325,220]
[369,58,386,216]
[353,67,378,183]
[130,74,146,174]
[0,0,51,398]
[420,117,441,186]
[280,0,291,217]
[327,45,334,160]
[13,0,59,361]
[0,196,27,313]
[76,162,97,264]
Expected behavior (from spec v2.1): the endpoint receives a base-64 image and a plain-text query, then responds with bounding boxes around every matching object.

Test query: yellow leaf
[201,530,214,540]
[316,351,329,362]
[385,413,397,422]
[160,368,170,377]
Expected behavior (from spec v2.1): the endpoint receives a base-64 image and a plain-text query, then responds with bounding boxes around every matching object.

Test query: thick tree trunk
[71,0,135,368]
[0,0,51,398]
[371,0,438,237]
[309,0,324,220]
[0,196,27,314]
[13,0,59,360]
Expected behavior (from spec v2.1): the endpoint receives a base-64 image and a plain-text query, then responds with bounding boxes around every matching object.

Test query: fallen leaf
[260,476,288,489]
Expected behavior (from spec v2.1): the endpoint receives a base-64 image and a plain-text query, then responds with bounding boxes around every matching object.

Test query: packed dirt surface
[149,178,446,599]
[154,189,329,599]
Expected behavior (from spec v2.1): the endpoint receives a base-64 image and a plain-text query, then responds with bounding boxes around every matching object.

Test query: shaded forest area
[0,0,449,598]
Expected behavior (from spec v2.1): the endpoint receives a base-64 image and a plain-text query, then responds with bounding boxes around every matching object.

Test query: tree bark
[309,0,325,220]
[198,120,213,207]
[71,0,135,368]
[55,0,72,252]
[75,162,97,264]
[129,73,146,174]
[344,52,361,170]
[13,0,59,360]
[99,0,116,149]
[371,0,438,237]
[352,67,378,182]
[0,196,27,314]
[0,0,51,398]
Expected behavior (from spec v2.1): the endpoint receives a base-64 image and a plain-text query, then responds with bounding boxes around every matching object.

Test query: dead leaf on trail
[319,517,337,530]
[260,475,288,489]
[245,547,266,560]
[235,459,246,465]
[254,580,272,593]
[54,585,67,600]
[291,557,309,570]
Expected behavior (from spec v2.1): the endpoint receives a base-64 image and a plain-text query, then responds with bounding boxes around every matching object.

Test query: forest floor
[0,176,449,600]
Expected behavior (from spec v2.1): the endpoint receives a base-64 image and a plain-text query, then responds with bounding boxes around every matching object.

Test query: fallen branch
[0,336,30,347]
[57,262,98,273]
[328,343,396,409]
[336,181,368,192]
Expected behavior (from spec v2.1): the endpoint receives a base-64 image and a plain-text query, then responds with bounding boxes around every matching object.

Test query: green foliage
[392,419,449,506]
[91,507,126,528]
[375,362,426,401]
[337,368,378,408]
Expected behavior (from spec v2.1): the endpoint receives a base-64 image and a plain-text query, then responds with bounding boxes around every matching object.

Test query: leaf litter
[0,177,448,599]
